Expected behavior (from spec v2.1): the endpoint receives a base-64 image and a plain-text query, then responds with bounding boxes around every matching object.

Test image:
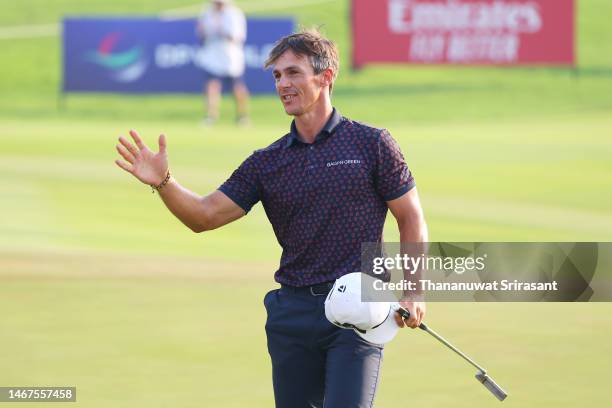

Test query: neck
[294,100,333,144]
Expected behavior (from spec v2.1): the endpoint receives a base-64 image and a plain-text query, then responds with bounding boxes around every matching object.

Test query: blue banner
[62,17,293,94]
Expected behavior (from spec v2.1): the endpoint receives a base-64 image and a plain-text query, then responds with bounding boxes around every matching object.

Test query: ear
[319,68,334,88]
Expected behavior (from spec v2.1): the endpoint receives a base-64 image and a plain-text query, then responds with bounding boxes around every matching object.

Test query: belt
[281,281,334,296]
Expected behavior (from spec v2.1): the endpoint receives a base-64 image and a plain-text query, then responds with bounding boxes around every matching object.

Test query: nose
[276,74,290,90]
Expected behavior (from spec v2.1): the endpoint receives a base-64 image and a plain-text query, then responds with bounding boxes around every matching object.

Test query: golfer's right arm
[115,130,245,232]
[157,182,245,232]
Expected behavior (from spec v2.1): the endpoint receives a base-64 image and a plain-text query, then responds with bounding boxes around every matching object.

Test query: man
[197,0,249,125]
[115,29,427,408]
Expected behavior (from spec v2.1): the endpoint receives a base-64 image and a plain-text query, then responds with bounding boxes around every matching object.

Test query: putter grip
[397,307,427,330]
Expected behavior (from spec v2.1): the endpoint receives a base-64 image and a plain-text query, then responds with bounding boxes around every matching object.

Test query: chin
[283,106,301,116]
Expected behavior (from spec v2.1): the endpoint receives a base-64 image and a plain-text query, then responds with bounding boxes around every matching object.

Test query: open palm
[115,130,168,186]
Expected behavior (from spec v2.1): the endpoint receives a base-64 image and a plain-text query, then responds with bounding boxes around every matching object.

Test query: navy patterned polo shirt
[218,108,415,287]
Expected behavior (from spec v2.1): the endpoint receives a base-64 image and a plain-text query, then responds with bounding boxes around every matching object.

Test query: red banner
[352,0,575,67]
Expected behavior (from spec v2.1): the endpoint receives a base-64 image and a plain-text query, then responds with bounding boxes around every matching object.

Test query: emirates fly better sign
[352,0,575,67]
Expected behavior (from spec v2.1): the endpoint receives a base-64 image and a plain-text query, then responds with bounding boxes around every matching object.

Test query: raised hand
[115,130,168,186]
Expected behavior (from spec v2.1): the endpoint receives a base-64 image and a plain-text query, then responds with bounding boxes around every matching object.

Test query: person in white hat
[197,0,249,125]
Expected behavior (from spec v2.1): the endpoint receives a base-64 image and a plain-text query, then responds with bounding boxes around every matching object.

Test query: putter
[398,308,508,401]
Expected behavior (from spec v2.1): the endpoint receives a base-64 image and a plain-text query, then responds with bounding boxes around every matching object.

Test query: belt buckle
[309,282,331,296]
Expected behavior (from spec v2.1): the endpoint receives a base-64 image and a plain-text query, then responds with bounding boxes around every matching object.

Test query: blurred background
[1,1,611,407]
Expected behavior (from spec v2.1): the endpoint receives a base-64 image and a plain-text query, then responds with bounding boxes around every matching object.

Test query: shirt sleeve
[224,8,246,42]
[374,129,416,201]
[235,9,247,42]
[218,152,261,213]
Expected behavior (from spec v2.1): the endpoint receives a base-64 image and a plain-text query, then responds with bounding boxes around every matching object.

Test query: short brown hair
[264,28,340,93]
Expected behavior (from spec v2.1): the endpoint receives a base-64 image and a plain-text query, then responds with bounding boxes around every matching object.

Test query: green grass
[1,115,611,261]
[1,0,612,407]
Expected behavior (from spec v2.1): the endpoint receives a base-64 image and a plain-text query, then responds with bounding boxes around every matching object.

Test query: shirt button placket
[306,144,315,170]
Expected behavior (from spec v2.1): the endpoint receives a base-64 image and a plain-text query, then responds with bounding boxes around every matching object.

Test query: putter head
[475,372,508,401]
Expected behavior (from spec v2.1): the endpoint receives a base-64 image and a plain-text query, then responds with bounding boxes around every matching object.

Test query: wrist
[401,291,425,303]
[151,170,171,193]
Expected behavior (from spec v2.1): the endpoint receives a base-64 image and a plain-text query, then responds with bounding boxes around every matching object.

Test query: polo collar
[286,108,342,148]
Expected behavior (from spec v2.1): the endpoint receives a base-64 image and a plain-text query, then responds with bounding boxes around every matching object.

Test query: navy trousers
[264,284,384,408]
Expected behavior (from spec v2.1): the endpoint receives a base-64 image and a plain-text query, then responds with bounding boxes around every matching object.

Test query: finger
[129,129,146,150]
[394,311,405,328]
[116,144,135,164]
[418,308,425,327]
[158,134,167,154]
[115,159,133,173]
[119,136,140,158]
[414,309,421,327]
[407,314,418,329]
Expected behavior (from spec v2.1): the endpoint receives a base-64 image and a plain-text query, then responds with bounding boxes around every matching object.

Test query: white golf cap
[325,272,401,344]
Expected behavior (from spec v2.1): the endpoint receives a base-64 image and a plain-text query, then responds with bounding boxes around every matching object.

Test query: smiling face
[272,50,330,117]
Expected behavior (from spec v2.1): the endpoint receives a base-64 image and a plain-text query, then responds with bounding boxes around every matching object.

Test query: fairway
[1,0,612,407]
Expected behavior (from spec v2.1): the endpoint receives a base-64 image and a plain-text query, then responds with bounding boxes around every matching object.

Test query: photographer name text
[373,279,558,292]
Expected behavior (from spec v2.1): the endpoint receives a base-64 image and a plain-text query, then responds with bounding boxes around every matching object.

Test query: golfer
[115,29,427,408]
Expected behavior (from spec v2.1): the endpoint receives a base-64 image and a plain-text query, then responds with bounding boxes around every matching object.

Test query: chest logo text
[326,159,362,167]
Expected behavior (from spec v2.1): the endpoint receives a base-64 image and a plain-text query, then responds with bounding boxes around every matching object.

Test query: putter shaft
[420,324,487,374]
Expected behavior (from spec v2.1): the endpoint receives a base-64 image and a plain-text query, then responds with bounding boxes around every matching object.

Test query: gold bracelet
[151,170,171,193]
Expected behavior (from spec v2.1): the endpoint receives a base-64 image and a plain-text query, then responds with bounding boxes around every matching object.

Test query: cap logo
[337,285,346,293]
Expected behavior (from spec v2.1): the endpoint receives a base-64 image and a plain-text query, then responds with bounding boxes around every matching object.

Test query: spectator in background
[197,0,249,125]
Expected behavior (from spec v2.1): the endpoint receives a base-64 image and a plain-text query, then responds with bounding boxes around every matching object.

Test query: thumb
[158,134,167,154]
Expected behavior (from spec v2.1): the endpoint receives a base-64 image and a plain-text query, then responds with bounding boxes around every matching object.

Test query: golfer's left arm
[387,187,428,328]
